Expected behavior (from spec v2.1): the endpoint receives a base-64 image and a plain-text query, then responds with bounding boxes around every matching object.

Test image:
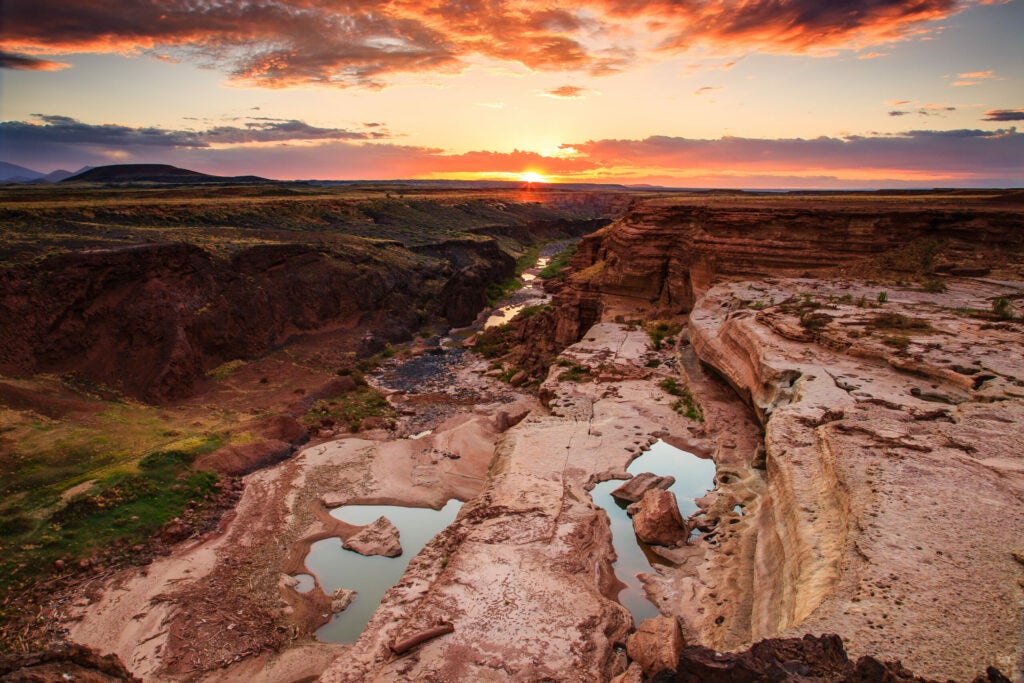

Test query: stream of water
[589,440,716,623]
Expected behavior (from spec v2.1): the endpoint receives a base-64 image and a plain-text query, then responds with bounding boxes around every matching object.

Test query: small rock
[1012,548,1024,565]
[343,517,403,557]
[53,559,66,571]
[626,615,685,677]
[331,589,357,613]
[509,370,528,387]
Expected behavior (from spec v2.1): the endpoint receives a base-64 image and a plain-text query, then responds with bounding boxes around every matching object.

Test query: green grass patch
[0,442,221,599]
[558,363,592,382]
[882,334,911,350]
[658,378,704,422]
[303,387,395,433]
[485,277,523,306]
[539,243,578,280]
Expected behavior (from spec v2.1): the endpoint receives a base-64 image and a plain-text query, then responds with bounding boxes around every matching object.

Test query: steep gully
[63,194,1024,681]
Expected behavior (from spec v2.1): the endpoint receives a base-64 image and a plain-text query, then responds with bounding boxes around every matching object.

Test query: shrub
[645,320,683,350]
[877,291,888,303]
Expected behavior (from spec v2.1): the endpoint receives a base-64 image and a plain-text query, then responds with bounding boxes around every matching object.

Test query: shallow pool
[589,440,716,624]
[307,499,463,643]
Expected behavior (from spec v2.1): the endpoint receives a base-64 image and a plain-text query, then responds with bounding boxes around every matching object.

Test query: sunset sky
[1,0,1022,187]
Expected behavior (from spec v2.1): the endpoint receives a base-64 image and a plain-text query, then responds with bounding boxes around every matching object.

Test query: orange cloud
[540,85,588,99]
[953,69,1000,86]
[0,0,994,87]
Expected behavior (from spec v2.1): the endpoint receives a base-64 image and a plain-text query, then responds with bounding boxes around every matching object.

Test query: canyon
[1,187,1023,681]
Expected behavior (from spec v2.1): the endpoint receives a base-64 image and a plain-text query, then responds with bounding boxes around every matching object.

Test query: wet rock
[611,472,676,503]
[632,489,688,546]
[343,516,402,557]
[627,616,685,677]
[331,588,357,614]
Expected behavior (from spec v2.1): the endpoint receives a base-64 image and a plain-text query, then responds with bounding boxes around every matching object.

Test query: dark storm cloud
[982,108,1024,122]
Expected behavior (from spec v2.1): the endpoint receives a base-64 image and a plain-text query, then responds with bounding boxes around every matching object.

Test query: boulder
[343,516,402,557]
[612,472,676,504]
[627,616,685,677]
[632,489,688,546]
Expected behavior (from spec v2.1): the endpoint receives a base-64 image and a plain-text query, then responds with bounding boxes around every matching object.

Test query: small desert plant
[645,320,682,350]
[877,291,888,303]
[992,297,1015,320]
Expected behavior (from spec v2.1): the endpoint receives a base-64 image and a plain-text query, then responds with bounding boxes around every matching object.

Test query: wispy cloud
[540,85,588,99]
[953,69,1001,86]
[0,0,998,88]
[694,86,724,96]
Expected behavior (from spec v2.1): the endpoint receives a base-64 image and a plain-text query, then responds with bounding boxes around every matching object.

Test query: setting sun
[519,171,548,184]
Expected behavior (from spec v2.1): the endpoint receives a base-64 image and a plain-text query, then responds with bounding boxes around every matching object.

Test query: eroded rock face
[632,489,688,546]
[342,516,402,557]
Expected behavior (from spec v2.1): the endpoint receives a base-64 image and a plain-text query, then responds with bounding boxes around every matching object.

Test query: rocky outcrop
[565,196,1024,314]
[653,633,938,682]
[342,517,402,557]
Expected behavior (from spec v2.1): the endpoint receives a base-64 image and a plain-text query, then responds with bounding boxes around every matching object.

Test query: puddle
[589,440,716,624]
[308,499,464,643]
[291,573,315,594]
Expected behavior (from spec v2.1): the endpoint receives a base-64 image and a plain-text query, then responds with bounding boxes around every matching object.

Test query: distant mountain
[0,161,45,183]
[62,164,269,185]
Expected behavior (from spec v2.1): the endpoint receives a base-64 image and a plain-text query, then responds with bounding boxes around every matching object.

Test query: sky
[1,0,1022,188]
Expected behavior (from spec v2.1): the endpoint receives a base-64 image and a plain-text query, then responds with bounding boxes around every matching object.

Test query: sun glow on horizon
[518,171,548,184]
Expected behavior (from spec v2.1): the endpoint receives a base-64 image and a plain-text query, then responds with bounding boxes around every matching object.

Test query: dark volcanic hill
[63,163,268,185]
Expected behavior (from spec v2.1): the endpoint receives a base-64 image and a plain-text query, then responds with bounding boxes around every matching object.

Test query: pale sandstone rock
[626,615,685,677]
[342,517,402,557]
[611,472,676,503]
[632,489,688,546]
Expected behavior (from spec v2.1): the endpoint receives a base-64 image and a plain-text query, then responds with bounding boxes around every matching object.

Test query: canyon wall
[565,196,1024,315]
[538,193,1024,678]
[0,218,605,403]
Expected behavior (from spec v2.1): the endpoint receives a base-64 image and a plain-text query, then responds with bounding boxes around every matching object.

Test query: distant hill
[0,161,45,183]
[63,164,269,185]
